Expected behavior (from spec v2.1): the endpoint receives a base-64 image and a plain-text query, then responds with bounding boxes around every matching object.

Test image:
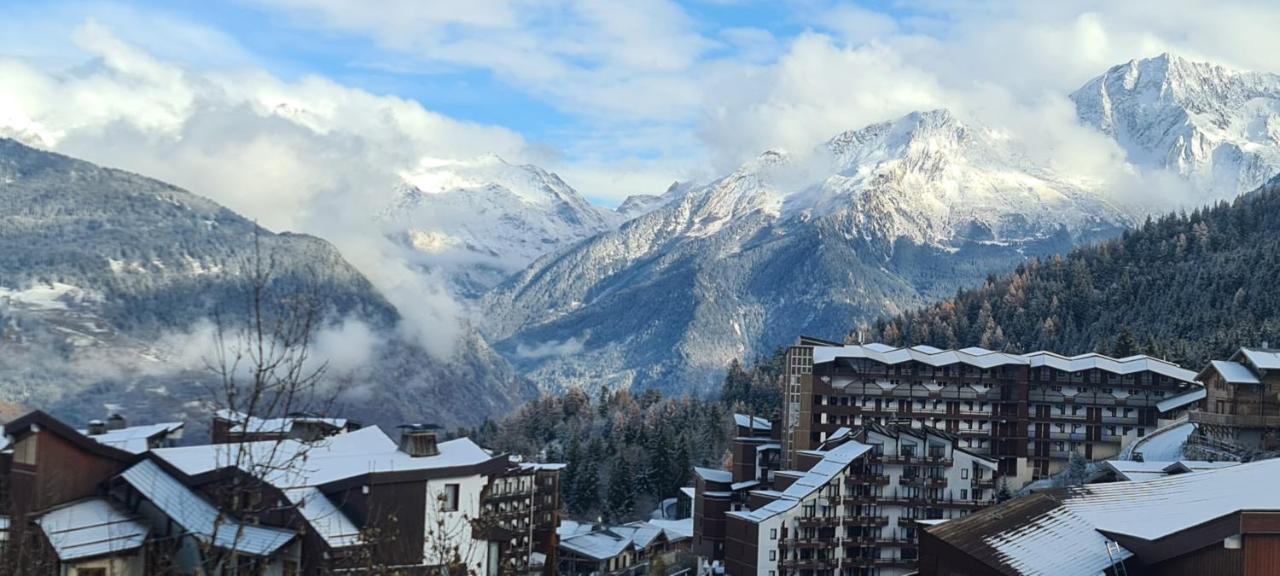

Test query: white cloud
[515,336,585,359]
[0,20,536,358]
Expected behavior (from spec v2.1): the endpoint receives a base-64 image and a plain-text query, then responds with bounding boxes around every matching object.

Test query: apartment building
[717,425,997,576]
[0,410,562,575]
[781,339,1199,484]
[1188,347,1280,460]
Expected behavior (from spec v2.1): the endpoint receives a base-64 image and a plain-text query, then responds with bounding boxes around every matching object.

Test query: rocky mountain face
[1072,53,1280,199]
[481,109,1130,394]
[0,139,533,431]
[379,156,622,297]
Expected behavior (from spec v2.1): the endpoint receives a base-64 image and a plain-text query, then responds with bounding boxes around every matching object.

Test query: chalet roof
[214,409,348,435]
[151,425,498,489]
[559,520,680,561]
[1236,347,1280,371]
[4,411,137,463]
[728,441,871,524]
[77,422,184,454]
[646,518,693,541]
[1103,460,1180,482]
[119,459,294,556]
[1199,360,1262,384]
[810,343,1196,381]
[35,498,149,562]
[733,414,772,432]
[1155,388,1205,413]
[928,458,1280,575]
[692,467,732,484]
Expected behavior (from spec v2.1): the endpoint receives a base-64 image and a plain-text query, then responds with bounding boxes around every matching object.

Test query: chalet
[1188,347,1280,459]
[557,519,692,575]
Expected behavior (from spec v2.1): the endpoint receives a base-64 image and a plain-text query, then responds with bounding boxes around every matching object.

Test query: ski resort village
[1,338,1279,574]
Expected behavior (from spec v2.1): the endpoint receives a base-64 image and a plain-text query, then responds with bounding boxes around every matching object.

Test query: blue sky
[1,0,1277,207]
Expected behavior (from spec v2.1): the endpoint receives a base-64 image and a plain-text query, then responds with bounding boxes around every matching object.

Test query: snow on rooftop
[120,460,294,556]
[35,498,149,561]
[1206,360,1262,384]
[733,413,772,431]
[560,521,682,561]
[1156,388,1205,413]
[215,409,348,434]
[647,518,694,540]
[78,422,184,454]
[1239,348,1280,370]
[150,426,493,489]
[985,504,1133,575]
[1127,421,1194,462]
[693,467,733,484]
[283,487,362,548]
[808,343,1197,382]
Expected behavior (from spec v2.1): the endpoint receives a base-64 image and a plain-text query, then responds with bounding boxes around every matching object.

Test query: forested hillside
[857,176,1280,367]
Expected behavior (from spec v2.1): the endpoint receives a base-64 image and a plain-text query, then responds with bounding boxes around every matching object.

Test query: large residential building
[782,339,1200,484]
[0,410,562,575]
[693,414,999,576]
[1188,347,1280,460]
[918,457,1280,576]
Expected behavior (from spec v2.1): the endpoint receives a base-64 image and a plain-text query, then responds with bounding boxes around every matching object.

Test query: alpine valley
[5,53,1280,428]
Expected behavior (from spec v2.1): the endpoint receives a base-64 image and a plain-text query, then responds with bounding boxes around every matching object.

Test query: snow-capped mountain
[482,109,1129,394]
[1072,53,1280,198]
[379,155,623,296]
[0,139,533,429]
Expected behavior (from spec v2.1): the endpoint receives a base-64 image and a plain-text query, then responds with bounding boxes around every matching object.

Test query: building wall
[8,430,129,517]
[62,553,145,576]
[424,473,491,574]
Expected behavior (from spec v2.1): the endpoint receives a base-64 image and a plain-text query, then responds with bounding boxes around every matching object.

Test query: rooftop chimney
[107,413,127,431]
[398,424,441,457]
[87,419,107,435]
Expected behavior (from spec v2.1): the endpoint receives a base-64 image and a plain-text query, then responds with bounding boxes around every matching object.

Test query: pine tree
[607,457,635,521]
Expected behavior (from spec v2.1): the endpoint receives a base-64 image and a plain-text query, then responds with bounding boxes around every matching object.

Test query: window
[442,483,460,512]
[961,489,969,500]
[769,550,777,561]
[961,468,969,480]
[12,436,36,465]
[77,570,107,576]
[770,528,778,540]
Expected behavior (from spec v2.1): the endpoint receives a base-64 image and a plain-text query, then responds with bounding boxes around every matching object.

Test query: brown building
[1188,348,1280,460]
[782,340,1199,484]
[919,457,1280,576]
[0,410,563,575]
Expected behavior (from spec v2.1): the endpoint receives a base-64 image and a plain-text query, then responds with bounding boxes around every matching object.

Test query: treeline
[471,349,785,523]
[854,178,1280,368]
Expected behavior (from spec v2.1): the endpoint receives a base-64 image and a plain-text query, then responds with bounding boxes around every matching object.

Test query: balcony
[971,478,996,490]
[1190,411,1280,428]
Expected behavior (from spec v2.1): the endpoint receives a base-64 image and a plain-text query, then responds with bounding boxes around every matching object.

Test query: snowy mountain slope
[1072,53,1280,199]
[482,109,1129,394]
[379,156,623,296]
[0,139,533,429]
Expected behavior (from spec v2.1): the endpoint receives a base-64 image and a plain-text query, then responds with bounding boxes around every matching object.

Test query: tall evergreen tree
[607,457,635,521]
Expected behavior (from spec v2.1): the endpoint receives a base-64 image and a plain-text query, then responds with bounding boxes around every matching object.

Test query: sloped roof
[1202,360,1263,384]
[693,467,732,484]
[559,529,637,560]
[120,459,294,556]
[282,487,362,548]
[929,458,1280,575]
[733,414,771,431]
[151,426,497,488]
[35,498,149,561]
[728,440,871,524]
[78,422,184,454]
[1156,388,1205,413]
[1237,348,1280,371]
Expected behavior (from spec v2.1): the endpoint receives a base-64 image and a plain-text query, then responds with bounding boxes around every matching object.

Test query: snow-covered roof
[1156,388,1205,413]
[693,467,732,484]
[519,462,567,472]
[1125,420,1193,461]
[35,499,149,561]
[1103,460,1180,482]
[282,487,362,548]
[810,343,1196,381]
[77,422,184,454]
[646,518,693,540]
[728,440,871,525]
[119,459,294,556]
[1238,347,1280,371]
[953,458,1280,574]
[679,487,695,500]
[559,530,634,560]
[1203,360,1262,384]
[215,409,348,435]
[733,414,771,431]
[151,426,494,489]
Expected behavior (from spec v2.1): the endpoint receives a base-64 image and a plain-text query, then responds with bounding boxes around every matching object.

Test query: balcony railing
[1190,411,1280,428]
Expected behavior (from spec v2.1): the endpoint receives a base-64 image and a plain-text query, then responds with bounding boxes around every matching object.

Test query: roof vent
[106,413,127,431]
[87,419,107,435]
[398,424,441,457]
